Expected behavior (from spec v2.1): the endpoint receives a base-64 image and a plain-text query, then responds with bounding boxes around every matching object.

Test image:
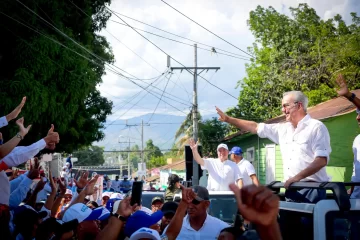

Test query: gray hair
[283,91,309,112]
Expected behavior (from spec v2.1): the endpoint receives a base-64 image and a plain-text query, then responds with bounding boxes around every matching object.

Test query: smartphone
[130,181,143,206]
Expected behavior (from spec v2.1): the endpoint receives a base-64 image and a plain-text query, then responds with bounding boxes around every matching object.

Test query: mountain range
[95,113,217,151]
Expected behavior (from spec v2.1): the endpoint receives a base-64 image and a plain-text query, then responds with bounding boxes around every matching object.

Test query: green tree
[144,139,163,161]
[174,112,202,153]
[0,0,114,152]
[228,4,360,123]
[198,118,229,158]
[147,156,167,169]
[73,145,105,166]
[129,144,141,170]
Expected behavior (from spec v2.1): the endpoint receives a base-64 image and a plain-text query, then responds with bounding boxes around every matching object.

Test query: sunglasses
[191,198,203,205]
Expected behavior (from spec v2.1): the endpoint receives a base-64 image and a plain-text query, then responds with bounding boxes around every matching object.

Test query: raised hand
[45,124,57,150]
[58,178,67,195]
[335,74,350,97]
[34,178,46,193]
[6,97,26,122]
[229,184,279,227]
[84,174,99,196]
[216,106,229,122]
[180,185,197,204]
[74,171,90,189]
[27,158,41,180]
[9,168,19,181]
[117,196,138,217]
[49,171,57,193]
[189,138,198,151]
[16,117,32,138]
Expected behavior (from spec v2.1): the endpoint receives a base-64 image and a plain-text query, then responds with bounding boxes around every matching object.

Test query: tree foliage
[198,118,229,158]
[144,139,163,161]
[73,145,105,166]
[228,4,360,122]
[174,111,201,153]
[0,0,114,152]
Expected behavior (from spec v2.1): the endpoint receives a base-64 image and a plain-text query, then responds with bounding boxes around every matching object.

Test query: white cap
[62,203,110,223]
[110,193,121,199]
[65,189,73,196]
[129,227,161,240]
[112,200,121,214]
[102,192,112,198]
[217,143,228,151]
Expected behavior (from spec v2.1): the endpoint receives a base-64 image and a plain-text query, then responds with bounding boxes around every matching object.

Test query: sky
[97,0,359,124]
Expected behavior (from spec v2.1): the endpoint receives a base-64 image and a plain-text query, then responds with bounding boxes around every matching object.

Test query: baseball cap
[217,143,228,151]
[102,192,112,198]
[125,210,163,237]
[161,201,178,215]
[229,146,243,155]
[65,189,73,196]
[151,196,164,205]
[129,227,161,240]
[110,193,122,199]
[191,185,210,201]
[62,203,110,223]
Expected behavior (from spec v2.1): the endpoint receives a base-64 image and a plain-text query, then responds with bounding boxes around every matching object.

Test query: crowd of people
[0,74,359,240]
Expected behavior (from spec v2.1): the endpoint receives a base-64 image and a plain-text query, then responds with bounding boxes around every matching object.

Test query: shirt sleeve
[9,175,33,209]
[1,139,46,168]
[245,161,256,176]
[257,123,281,144]
[234,164,243,181]
[311,123,331,162]
[10,172,27,193]
[0,116,8,129]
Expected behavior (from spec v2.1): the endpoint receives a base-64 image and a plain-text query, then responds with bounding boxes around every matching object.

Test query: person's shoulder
[207,215,229,227]
[226,160,237,166]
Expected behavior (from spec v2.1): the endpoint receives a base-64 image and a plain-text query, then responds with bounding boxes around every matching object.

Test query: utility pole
[170,44,220,186]
[119,135,135,177]
[141,119,144,163]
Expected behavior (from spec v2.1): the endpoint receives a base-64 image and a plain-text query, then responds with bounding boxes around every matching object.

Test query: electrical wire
[147,74,171,123]
[107,7,239,100]
[160,0,255,58]
[108,11,252,59]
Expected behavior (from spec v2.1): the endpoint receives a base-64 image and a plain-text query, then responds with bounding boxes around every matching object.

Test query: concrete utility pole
[118,135,135,177]
[170,44,220,186]
[125,119,149,164]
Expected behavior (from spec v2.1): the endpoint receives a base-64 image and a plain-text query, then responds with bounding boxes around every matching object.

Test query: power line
[160,0,255,58]
[3,5,189,116]
[110,20,250,61]
[147,74,171,123]
[107,7,238,100]
[108,12,251,59]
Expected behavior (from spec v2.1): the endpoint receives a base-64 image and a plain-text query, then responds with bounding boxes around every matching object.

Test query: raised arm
[189,138,205,166]
[216,107,258,134]
[336,74,360,109]
[0,117,31,159]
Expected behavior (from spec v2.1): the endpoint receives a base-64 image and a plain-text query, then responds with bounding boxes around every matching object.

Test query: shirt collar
[297,114,311,128]
[184,213,210,231]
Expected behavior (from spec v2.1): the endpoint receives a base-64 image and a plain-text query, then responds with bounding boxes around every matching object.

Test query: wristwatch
[16,133,23,140]
[111,213,127,222]
[347,93,356,102]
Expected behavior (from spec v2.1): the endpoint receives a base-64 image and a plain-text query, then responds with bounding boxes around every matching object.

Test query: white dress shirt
[163,214,229,240]
[0,116,8,129]
[351,134,360,199]
[202,159,242,191]
[0,139,46,168]
[257,114,331,182]
[237,159,256,186]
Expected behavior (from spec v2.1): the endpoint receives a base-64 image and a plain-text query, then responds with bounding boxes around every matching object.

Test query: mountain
[95,113,217,151]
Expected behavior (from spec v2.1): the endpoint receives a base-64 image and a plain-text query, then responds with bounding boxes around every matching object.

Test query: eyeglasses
[191,198,203,205]
[282,101,299,110]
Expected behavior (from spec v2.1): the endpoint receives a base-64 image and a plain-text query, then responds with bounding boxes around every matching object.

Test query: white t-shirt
[111,180,120,192]
[237,159,256,186]
[351,135,360,199]
[202,158,242,191]
[163,214,229,239]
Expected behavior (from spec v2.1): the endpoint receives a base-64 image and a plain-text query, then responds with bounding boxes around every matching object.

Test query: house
[223,90,360,185]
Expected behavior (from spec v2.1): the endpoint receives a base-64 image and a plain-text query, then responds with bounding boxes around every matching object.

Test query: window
[246,147,255,163]
[325,210,360,239]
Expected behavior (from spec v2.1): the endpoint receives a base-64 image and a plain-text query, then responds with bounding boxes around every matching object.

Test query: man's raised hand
[16,117,32,137]
[45,124,58,150]
[189,138,198,151]
[335,74,351,97]
[180,185,197,204]
[216,106,229,122]
[6,97,26,122]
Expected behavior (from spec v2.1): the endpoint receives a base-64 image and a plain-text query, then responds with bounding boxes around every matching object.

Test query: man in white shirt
[189,140,243,191]
[111,176,121,192]
[335,74,360,198]
[216,90,331,203]
[163,185,229,239]
[229,146,259,186]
